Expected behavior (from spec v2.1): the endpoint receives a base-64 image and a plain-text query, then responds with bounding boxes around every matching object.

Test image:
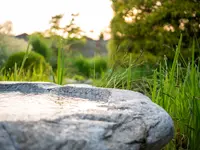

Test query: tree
[109,0,200,65]
[0,21,13,35]
[48,13,85,50]
[49,14,64,36]
[99,32,104,40]
[44,14,86,70]
[63,13,83,38]
[49,13,83,38]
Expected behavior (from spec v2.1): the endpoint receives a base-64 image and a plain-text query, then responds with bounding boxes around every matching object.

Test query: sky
[0,0,113,39]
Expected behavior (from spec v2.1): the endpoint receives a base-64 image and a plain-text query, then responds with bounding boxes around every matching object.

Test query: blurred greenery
[109,0,200,66]
[2,51,51,76]
[0,34,29,67]
[66,55,108,78]
[30,34,52,62]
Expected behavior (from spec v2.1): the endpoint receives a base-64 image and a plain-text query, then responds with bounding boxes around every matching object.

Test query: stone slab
[0,82,174,150]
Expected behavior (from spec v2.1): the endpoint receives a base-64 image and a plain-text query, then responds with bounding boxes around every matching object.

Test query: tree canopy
[47,13,83,39]
[0,21,13,35]
[109,0,200,64]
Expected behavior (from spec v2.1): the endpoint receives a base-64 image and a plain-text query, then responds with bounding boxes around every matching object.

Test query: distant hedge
[30,35,52,61]
[0,34,29,67]
[72,55,108,78]
[3,51,51,74]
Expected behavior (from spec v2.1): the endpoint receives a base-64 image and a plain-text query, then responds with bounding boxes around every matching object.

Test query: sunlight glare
[0,0,113,39]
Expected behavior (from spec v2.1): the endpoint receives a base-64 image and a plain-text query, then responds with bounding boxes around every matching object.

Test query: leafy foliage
[0,21,13,35]
[30,34,52,61]
[3,51,51,75]
[70,55,108,78]
[149,36,200,150]
[72,56,91,77]
[0,34,29,67]
[44,14,86,71]
[48,13,83,38]
[109,0,200,65]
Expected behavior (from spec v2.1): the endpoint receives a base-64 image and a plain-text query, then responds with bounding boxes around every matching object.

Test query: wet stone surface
[0,82,174,150]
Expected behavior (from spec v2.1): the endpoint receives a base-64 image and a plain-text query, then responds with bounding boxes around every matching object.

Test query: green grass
[94,35,200,149]
[0,34,199,149]
[94,63,153,93]
[56,39,65,85]
[148,36,200,150]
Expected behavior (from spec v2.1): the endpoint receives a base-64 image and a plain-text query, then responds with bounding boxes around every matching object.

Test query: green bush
[107,40,160,67]
[3,51,51,75]
[90,56,108,78]
[0,34,29,67]
[71,55,108,78]
[30,35,52,61]
[72,75,85,82]
[73,56,91,77]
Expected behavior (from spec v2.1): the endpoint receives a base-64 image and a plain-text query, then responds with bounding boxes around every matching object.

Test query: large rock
[0,82,174,150]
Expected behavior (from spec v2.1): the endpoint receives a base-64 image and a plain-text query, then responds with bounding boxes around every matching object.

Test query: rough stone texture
[0,82,174,150]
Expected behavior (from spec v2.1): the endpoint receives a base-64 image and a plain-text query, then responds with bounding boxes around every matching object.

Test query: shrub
[71,55,108,78]
[149,36,200,150]
[30,35,51,61]
[107,40,159,67]
[3,51,51,75]
[0,34,29,67]
[72,56,91,77]
[72,75,85,82]
[90,56,108,78]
